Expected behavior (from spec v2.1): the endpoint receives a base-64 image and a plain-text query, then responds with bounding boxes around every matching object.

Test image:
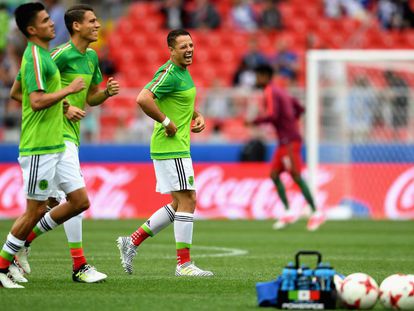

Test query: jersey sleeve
[16,69,21,82]
[145,66,176,99]
[91,52,103,85]
[292,97,304,119]
[50,46,66,71]
[253,84,277,125]
[24,46,47,94]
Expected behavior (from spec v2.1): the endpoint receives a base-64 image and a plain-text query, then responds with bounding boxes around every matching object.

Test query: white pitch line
[28,245,248,262]
[190,245,248,258]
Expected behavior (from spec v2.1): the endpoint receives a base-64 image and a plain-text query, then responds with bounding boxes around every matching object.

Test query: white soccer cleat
[175,262,214,277]
[272,219,288,230]
[116,236,137,274]
[307,211,326,231]
[9,261,28,283]
[15,246,31,274]
[272,214,298,230]
[0,271,24,288]
[72,264,107,283]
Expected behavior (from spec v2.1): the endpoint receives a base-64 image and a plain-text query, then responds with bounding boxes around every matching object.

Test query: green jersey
[17,42,65,156]
[145,60,196,160]
[51,41,103,146]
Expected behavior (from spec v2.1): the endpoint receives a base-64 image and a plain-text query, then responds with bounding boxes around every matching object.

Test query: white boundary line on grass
[190,245,248,258]
[29,245,249,262]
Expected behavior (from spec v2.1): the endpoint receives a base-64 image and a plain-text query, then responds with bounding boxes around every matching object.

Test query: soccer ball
[379,274,414,310]
[339,273,379,309]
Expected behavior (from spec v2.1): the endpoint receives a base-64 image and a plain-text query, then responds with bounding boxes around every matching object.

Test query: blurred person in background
[13,4,120,284]
[269,39,299,84]
[117,29,213,277]
[242,37,268,70]
[260,0,283,30]
[230,0,258,31]
[44,0,69,48]
[384,70,409,140]
[347,76,376,142]
[160,0,188,30]
[240,126,266,162]
[232,58,257,88]
[377,0,401,29]
[324,0,369,20]
[188,0,221,29]
[203,78,234,120]
[247,64,325,231]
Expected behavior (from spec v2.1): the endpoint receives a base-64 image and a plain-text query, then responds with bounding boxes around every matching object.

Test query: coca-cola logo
[82,166,136,218]
[0,166,25,217]
[385,167,414,219]
[0,165,136,219]
[196,166,321,219]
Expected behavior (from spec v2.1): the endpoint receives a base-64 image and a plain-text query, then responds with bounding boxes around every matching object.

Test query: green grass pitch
[0,219,413,310]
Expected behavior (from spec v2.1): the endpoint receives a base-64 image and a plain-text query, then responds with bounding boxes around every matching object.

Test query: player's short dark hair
[64,4,94,35]
[255,64,274,78]
[167,29,191,48]
[14,2,45,38]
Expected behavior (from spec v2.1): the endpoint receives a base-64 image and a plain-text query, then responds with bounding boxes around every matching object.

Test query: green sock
[273,176,289,211]
[295,176,316,212]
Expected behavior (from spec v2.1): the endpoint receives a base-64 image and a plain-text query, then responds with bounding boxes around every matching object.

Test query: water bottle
[314,262,336,291]
[281,262,297,291]
[297,264,312,290]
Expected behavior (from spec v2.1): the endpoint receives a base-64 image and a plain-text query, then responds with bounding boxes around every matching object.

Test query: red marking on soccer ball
[390,293,402,309]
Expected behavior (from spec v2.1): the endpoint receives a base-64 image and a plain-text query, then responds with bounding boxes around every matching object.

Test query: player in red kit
[249,64,325,231]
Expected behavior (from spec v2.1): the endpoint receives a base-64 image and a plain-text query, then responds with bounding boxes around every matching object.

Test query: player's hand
[63,100,70,114]
[165,121,177,137]
[65,105,86,122]
[105,77,120,96]
[68,77,85,94]
[191,114,205,133]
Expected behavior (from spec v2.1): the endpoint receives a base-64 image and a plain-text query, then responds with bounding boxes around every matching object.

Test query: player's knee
[181,191,196,209]
[47,197,60,209]
[188,191,197,207]
[78,198,90,213]
[73,196,90,213]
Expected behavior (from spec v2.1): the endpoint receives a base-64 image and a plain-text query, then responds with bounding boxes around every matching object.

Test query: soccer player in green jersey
[13,4,119,283]
[0,3,87,288]
[117,29,213,277]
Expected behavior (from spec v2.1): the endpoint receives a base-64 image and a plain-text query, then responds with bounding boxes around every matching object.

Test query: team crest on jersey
[188,176,194,186]
[39,180,48,190]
